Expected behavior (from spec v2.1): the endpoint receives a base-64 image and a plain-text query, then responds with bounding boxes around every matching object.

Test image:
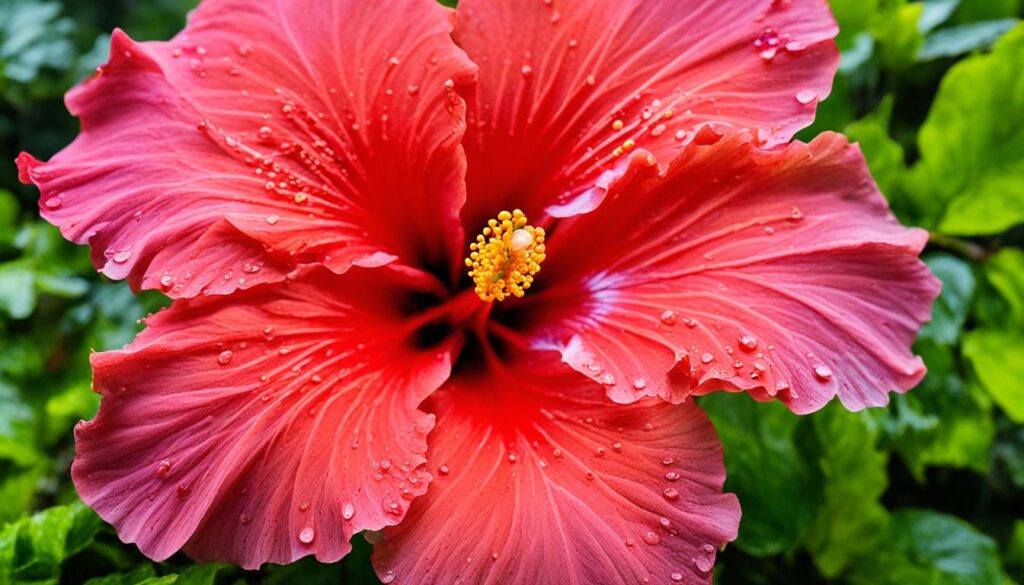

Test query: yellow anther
[465,209,546,302]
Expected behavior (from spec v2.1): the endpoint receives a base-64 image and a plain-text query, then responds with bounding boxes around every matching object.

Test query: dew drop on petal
[643,531,661,545]
[663,487,680,501]
[298,526,315,544]
[155,460,172,478]
[217,350,234,365]
[380,571,396,584]
[660,310,679,326]
[671,573,684,582]
[632,378,647,390]
[342,502,355,520]
[796,90,817,105]
[814,365,833,381]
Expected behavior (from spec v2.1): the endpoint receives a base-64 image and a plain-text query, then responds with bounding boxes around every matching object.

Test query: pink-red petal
[73,268,454,568]
[454,0,839,228]
[19,0,475,297]
[373,353,740,585]
[524,132,938,413]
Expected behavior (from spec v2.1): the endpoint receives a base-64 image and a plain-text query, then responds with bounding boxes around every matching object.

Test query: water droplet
[342,502,355,520]
[299,501,310,512]
[814,365,833,381]
[700,352,715,364]
[112,250,132,264]
[257,126,273,140]
[643,531,661,545]
[660,310,679,325]
[671,573,684,582]
[240,513,251,525]
[739,335,758,351]
[695,555,714,572]
[155,460,172,478]
[662,456,674,466]
[796,90,817,105]
[382,498,403,516]
[217,350,234,365]
[663,487,680,501]
[665,471,681,481]
[44,197,63,209]
[632,378,647,390]
[266,215,279,225]
[659,517,672,529]
[380,570,396,584]
[508,453,518,464]
[298,526,315,544]
[521,65,533,77]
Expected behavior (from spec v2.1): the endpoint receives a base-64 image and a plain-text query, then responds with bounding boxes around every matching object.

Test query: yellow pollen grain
[465,209,546,302]
[612,119,624,131]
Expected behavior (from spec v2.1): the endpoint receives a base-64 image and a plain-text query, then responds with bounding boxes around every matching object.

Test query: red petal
[455,0,839,226]
[373,353,740,585]
[527,132,938,413]
[19,0,475,297]
[73,268,454,568]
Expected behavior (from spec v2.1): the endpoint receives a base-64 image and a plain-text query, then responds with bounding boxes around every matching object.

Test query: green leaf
[952,0,1021,24]
[920,0,961,33]
[909,24,1024,234]
[802,405,889,577]
[919,19,1020,61]
[848,510,1009,585]
[0,502,102,585]
[701,394,823,557]
[963,329,1024,423]
[874,341,994,477]
[0,261,37,319]
[828,0,882,50]
[844,96,906,202]
[985,249,1024,327]
[918,254,976,345]
[84,566,159,585]
[0,190,17,247]
[1007,521,1024,582]
[0,0,75,99]
[870,1,926,68]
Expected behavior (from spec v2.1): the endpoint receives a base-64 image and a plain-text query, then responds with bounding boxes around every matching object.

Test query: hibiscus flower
[16,0,939,582]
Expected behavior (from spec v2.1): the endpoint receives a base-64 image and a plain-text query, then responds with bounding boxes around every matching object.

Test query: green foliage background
[1,0,1023,583]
